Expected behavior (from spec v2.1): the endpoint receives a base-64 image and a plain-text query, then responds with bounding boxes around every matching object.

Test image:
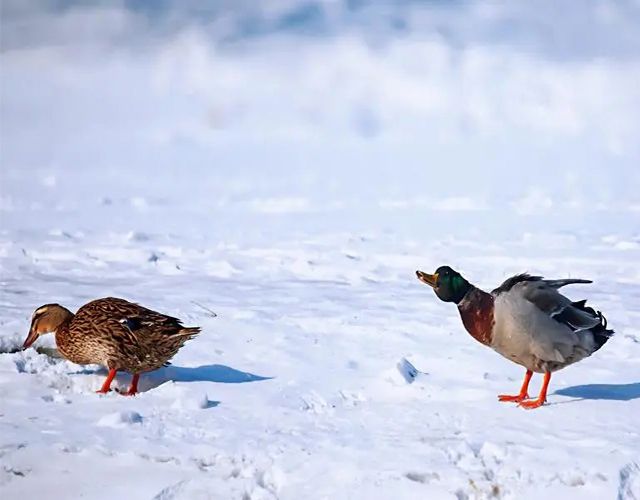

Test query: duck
[416,266,613,409]
[23,297,201,395]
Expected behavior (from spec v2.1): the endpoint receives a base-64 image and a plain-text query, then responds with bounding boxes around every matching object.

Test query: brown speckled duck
[416,266,614,409]
[23,298,201,395]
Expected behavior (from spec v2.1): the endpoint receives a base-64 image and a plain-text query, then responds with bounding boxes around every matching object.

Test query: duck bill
[22,329,38,350]
[416,270,438,288]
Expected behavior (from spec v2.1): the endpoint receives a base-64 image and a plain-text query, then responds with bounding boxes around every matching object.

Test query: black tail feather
[556,300,613,351]
[586,307,614,350]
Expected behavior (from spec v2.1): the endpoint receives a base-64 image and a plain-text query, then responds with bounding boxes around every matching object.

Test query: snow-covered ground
[1,1,640,499]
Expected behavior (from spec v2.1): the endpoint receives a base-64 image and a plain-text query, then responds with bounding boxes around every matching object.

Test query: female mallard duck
[23,298,201,395]
[416,266,613,409]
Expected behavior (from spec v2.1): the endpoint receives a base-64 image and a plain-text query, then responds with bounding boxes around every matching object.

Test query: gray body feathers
[489,274,612,373]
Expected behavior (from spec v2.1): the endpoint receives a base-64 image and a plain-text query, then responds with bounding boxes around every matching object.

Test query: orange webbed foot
[498,393,529,403]
[518,398,546,409]
[117,374,140,397]
[499,370,534,404]
[96,369,118,394]
[117,388,137,397]
[517,372,551,409]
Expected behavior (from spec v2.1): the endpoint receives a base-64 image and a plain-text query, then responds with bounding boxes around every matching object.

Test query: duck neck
[54,312,74,351]
[456,286,495,346]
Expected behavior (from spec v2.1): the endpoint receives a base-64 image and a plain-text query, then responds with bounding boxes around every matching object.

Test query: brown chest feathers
[457,288,495,346]
[55,322,92,365]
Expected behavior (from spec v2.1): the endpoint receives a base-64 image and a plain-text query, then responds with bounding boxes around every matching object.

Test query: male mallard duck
[23,298,201,395]
[416,266,613,409]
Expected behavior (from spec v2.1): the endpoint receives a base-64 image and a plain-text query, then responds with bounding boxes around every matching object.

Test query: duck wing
[492,273,592,297]
[505,278,600,330]
[79,297,188,336]
[77,297,200,371]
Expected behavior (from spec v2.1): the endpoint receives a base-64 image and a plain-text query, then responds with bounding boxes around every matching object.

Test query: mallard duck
[23,298,201,395]
[416,266,613,409]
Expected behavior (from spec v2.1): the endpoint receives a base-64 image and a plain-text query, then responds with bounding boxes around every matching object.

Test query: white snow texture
[1,1,639,499]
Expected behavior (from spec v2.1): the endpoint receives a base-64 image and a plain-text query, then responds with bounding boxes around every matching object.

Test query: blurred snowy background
[1,2,640,499]
[2,0,639,241]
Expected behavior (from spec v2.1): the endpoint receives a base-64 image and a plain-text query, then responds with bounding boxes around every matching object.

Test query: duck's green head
[416,265,472,304]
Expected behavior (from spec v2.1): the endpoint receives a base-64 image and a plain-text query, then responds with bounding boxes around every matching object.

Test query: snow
[1,1,640,499]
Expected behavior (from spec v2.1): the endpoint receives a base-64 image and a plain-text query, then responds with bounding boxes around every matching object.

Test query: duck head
[416,266,472,304]
[23,304,73,350]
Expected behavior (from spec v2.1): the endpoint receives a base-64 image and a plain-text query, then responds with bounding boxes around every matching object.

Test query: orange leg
[120,374,140,396]
[498,370,533,403]
[96,369,117,394]
[519,372,551,409]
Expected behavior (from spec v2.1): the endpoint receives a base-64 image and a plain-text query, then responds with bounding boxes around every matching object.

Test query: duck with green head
[416,266,613,409]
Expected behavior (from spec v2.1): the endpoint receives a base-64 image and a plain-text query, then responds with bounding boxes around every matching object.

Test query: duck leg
[519,372,551,409]
[96,369,117,394]
[498,370,533,403]
[120,374,140,396]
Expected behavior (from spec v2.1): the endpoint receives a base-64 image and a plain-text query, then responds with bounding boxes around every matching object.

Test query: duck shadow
[86,364,272,393]
[554,382,640,402]
[140,364,273,392]
[153,364,272,385]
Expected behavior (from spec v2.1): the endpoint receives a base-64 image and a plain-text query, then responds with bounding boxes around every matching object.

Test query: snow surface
[1,1,640,499]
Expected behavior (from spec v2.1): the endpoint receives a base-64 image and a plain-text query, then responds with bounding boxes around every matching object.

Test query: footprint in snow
[619,462,640,500]
[300,391,333,414]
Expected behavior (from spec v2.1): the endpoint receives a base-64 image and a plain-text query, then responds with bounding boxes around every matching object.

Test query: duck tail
[176,326,201,339]
[590,310,614,351]
[572,300,614,351]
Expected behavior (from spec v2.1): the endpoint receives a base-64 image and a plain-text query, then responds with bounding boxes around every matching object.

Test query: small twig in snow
[191,301,218,318]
